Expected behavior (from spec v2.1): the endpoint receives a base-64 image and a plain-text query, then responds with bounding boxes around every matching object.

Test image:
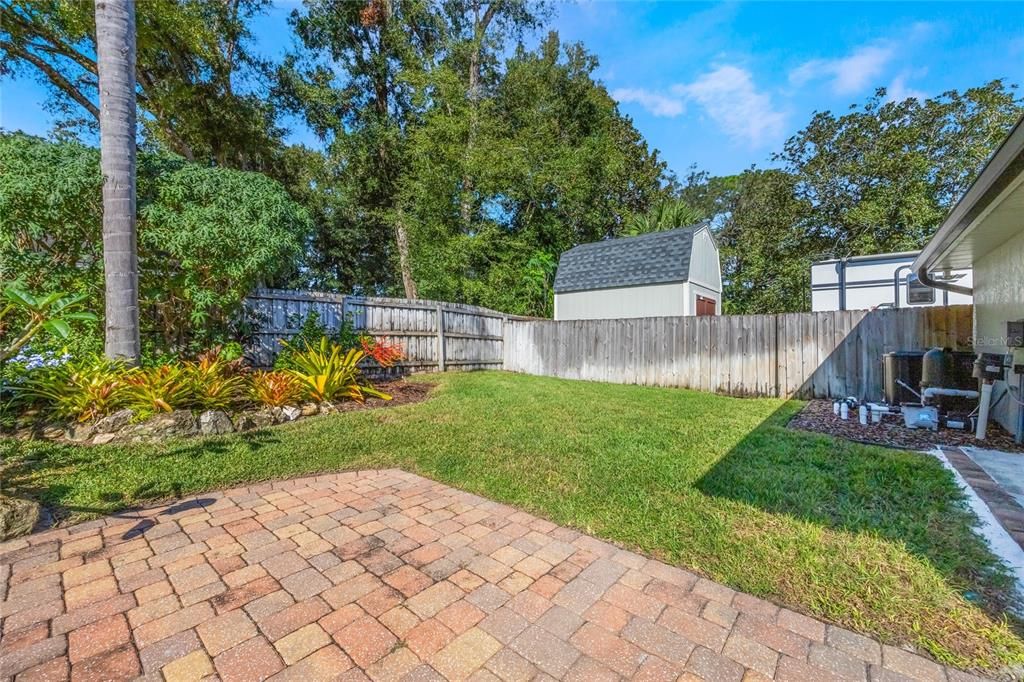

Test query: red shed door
[696,295,716,316]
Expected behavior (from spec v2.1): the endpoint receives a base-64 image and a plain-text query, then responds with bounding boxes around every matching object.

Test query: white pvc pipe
[922,387,980,401]
[976,382,994,440]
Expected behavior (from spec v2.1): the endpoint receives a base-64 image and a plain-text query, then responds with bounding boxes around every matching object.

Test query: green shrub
[273,310,361,371]
[0,132,310,355]
[1,283,97,363]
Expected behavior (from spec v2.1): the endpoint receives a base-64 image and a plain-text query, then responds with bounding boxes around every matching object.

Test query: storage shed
[553,223,722,321]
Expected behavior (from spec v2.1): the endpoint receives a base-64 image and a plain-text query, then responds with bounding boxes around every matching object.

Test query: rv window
[906,274,935,305]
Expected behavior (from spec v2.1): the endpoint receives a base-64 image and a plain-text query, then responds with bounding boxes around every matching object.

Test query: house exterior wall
[973,227,1024,438]
[554,282,686,320]
[811,255,973,312]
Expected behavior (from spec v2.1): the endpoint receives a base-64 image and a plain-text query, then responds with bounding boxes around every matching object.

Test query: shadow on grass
[695,399,1017,617]
[0,428,283,529]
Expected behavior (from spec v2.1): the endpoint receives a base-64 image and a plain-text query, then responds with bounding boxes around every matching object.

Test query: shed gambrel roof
[553,223,711,294]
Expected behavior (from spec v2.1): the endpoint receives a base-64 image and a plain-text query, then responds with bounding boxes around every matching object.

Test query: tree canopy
[684,81,1023,313]
[2,0,1022,319]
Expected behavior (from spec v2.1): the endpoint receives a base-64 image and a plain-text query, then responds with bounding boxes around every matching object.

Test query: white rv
[811,251,972,312]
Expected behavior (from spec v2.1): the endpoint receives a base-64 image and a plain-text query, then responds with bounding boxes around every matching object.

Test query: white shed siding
[683,281,721,316]
[554,282,686,321]
[973,227,1024,437]
[687,227,722,292]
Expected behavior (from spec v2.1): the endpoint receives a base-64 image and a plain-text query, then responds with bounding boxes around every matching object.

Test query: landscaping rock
[126,410,199,439]
[300,403,319,417]
[94,408,135,434]
[65,422,95,442]
[92,433,118,445]
[282,406,302,421]
[0,496,40,540]
[41,424,65,440]
[199,410,235,435]
[235,407,281,432]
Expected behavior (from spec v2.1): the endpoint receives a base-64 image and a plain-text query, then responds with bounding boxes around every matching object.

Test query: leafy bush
[123,365,191,415]
[1,283,96,363]
[283,337,391,403]
[22,357,128,422]
[274,311,330,372]
[0,133,310,355]
[248,371,305,407]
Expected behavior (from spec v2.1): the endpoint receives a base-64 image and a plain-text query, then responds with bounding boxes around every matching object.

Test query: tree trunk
[95,0,140,364]
[460,1,500,230]
[394,209,418,299]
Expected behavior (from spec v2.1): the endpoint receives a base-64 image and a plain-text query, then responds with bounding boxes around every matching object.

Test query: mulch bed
[788,399,1024,453]
[334,380,435,412]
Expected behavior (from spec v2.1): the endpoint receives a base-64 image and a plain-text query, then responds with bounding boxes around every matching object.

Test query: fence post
[774,314,781,398]
[501,314,508,369]
[436,303,446,372]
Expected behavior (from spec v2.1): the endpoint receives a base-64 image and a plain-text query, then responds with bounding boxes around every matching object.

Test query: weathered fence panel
[247,288,972,400]
[244,289,513,371]
[503,306,974,400]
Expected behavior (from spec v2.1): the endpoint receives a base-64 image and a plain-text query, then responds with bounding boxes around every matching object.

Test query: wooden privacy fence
[502,305,974,400]
[245,288,973,400]
[244,289,516,371]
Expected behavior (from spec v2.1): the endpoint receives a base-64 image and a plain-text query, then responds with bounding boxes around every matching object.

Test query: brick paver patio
[0,470,987,681]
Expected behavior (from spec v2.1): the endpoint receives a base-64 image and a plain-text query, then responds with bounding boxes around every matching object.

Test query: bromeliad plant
[359,335,404,368]
[123,364,191,414]
[248,370,305,407]
[281,337,391,403]
[185,346,247,410]
[21,356,129,422]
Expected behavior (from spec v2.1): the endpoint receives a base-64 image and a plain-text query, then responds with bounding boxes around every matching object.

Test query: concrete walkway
[943,447,1024,552]
[0,470,987,681]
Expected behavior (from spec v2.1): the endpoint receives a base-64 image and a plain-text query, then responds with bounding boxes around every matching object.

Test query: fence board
[245,289,521,371]
[502,306,973,400]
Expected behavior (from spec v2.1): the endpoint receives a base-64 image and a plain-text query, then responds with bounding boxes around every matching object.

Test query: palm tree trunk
[95,0,140,364]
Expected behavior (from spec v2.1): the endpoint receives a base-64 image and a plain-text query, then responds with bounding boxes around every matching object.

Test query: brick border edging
[940,448,1024,552]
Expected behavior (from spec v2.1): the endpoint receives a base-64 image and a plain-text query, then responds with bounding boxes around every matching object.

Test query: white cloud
[885,73,927,103]
[611,88,685,117]
[790,44,895,94]
[612,66,785,147]
[672,65,786,146]
[789,23,936,96]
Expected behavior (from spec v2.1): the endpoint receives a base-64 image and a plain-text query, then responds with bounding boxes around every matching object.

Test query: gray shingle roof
[554,223,708,294]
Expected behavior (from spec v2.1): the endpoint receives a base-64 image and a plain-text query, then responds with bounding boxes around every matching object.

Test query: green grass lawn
[2,371,1021,672]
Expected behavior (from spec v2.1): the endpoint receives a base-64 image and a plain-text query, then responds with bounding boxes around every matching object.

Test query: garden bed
[788,398,1024,453]
[8,379,434,446]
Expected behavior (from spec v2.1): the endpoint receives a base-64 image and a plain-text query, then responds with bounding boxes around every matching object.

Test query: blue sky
[3,1,1022,178]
